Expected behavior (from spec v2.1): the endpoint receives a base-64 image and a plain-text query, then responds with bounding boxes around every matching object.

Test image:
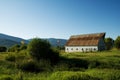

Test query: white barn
[65,33,106,52]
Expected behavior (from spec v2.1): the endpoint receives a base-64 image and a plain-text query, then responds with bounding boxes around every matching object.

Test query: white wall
[65,46,98,52]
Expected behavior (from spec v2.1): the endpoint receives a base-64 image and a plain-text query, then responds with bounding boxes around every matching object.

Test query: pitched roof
[66,33,105,46]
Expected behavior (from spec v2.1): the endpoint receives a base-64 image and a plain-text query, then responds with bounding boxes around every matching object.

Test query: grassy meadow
[0,49,120,80]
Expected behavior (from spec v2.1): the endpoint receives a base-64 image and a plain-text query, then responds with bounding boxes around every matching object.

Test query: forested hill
[0,33,67,47]
[0,33,28,47]
[45,38,67,47]
[28,38,67,47]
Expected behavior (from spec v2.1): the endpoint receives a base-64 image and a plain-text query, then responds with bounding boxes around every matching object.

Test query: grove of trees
[115,36,120,49]
[105,37,114,50]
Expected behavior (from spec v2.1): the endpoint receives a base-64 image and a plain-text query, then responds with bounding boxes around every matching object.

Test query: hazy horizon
[0,0,120,39]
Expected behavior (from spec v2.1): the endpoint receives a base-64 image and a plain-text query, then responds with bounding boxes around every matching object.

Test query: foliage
[88,60,100,69]
[49,71,100,80]
[0,46,7,52]
[115,36,120,49]
[19,44,27,50]
[38,59,52,72]
[5,53,16,62]
[105,37,114,50]
[27,38,59,63]
[8,44,20,52]
[0,76,13,80]
[8,44,27,52]
[0,50,120,79]
[14,71,23,80]
[27,38,50,60]
[18,59,41,72]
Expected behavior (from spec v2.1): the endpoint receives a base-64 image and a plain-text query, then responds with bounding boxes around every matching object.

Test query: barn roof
[66,33,105,46]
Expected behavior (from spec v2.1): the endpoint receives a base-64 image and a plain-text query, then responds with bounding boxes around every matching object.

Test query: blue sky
[0,0,120,39]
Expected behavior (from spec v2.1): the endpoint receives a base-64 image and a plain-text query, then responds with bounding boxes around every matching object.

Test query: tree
[20,40,27,50]
[105,37,114,50]
[115,36,120,49]
[8,44,20,52]
[20,44,27,50]
[0,46,7,52]
[27,38,59,62]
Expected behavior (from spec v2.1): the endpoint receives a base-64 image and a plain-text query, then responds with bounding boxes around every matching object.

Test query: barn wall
[98,38,105,51]
[65,46,98,52]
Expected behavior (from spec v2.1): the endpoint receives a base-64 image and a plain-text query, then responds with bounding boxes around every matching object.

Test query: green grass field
[0,49,120,80]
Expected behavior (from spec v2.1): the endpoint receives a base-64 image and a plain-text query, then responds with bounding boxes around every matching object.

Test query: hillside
[0,39,20,47]
[0,33,67,47]
[45,38,67,47]
[29,38,67,47]
[0,33,28,43]
[0,33,29,47]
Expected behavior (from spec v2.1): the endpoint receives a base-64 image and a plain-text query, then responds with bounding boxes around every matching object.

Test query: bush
[46,48,59,64]
[54,62,69,71]
[19,44,27,50]
[38,59,52,71]
[88,60,100,69]
[27,38,59,63]
[8,44,20,52]
[14,71,23,80]
[5,54,16,62]
[27,38,50,60]
[0,76,13,80]
[18,59,52,72]
[115,36,120,49]
[0,46,7,52]
[18,59,41,72]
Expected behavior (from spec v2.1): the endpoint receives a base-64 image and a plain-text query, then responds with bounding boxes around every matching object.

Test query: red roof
[66,33,105,46]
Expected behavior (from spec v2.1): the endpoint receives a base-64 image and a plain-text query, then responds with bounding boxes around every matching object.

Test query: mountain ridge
[0,33,28,43]
[0,33,67,47]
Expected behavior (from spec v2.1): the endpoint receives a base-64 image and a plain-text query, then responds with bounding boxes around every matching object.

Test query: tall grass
[0,50,120,79]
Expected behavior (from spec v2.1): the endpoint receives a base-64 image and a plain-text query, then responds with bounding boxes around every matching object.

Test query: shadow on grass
[54,57,89,71]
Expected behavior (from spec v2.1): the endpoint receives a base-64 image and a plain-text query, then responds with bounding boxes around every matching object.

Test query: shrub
[8,44,20,52]
[64,58,88,69]
[38,59,52,71]
[115,36,120,49]
[54,62,69,71]
[18,59,41,72]
[27,38,59,63]
[0,76,13,80]
[88,60,100,69]
[46,48,59,64]
[19,45,27,50]
[15,71,23,80]
[5,54,16,62]
[27,38,50,60]
[0,46,7,52]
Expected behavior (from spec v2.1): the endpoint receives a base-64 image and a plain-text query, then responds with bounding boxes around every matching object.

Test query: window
[94,48,96,51]
[76,48,78,50]
[71,48,73,50]
[86,48,88,52]
[82,48,84,51]
[67,48,69,50]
